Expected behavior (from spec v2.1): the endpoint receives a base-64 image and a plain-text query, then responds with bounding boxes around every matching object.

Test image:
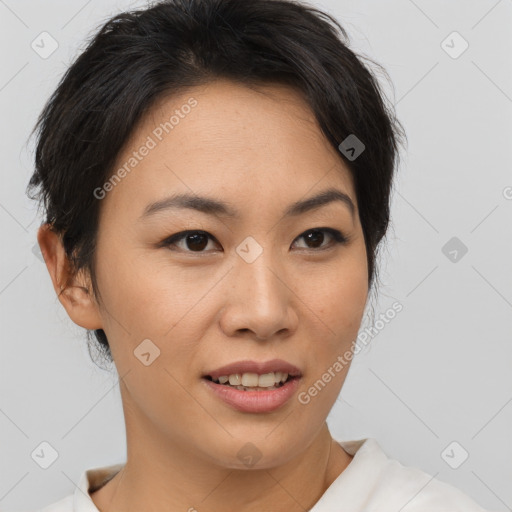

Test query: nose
[218,250,298,341]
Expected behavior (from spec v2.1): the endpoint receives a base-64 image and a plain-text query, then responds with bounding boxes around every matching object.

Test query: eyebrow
[140,187,355,221]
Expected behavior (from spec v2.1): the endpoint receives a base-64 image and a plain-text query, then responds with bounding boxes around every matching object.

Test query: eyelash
[159,228,349,254]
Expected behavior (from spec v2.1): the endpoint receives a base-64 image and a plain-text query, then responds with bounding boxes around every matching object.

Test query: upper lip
[203,359,302,380]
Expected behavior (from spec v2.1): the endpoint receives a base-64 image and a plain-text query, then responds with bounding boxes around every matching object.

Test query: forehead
[145,79,331,154]
[102,79,355,218]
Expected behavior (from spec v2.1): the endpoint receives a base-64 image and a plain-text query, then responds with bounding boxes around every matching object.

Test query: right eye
[160,230,222,253]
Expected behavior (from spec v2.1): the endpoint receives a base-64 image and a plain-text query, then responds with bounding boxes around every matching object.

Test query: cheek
[94,243,191,333]
[93,244,220,382]
[294,245,368,408]
[298,254,368,338]
[294,260,367,423]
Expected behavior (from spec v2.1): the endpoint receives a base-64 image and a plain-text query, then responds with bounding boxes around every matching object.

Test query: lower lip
[202,377,301,413]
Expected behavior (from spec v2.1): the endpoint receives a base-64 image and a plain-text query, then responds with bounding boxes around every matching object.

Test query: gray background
[0,0,511,510]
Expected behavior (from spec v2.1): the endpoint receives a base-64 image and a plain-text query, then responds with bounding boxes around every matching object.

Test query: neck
[91,394,353,512]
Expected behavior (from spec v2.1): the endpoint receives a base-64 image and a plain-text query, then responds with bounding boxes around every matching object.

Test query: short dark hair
[27,0,406,367]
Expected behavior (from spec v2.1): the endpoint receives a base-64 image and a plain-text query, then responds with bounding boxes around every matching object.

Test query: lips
[203,359,302,380]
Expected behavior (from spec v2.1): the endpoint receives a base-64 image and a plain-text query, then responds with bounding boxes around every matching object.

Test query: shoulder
[331,438,493,511]
[34,462,123,512]
[38,494,74,512]
[370,455,490,510]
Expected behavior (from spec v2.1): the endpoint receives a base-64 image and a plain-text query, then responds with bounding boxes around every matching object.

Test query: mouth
[203,372,300,391]
[202,359,302,391]
[201,359,303,413]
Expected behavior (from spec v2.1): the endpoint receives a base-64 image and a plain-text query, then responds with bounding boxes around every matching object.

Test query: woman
[28,0,492,510]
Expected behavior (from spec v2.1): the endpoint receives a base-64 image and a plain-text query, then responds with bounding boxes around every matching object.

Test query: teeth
[254,373,275,387]
[228,374,242,386]
[241,373,259,387]
[214,371,291,387]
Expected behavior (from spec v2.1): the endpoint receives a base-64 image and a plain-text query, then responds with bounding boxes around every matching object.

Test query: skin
[38,79,369,511]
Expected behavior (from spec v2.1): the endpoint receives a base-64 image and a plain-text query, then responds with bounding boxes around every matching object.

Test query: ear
[37,223,103,330]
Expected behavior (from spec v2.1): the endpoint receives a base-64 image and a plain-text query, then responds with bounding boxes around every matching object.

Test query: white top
[38,438,492,512]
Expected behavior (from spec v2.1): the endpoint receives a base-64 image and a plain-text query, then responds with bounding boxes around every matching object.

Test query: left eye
[160,228,347,253]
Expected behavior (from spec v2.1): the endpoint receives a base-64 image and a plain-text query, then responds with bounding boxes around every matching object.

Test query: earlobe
[37,223,103,330]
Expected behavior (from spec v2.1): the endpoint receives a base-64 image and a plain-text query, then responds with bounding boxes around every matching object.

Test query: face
[81,80,368,468]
